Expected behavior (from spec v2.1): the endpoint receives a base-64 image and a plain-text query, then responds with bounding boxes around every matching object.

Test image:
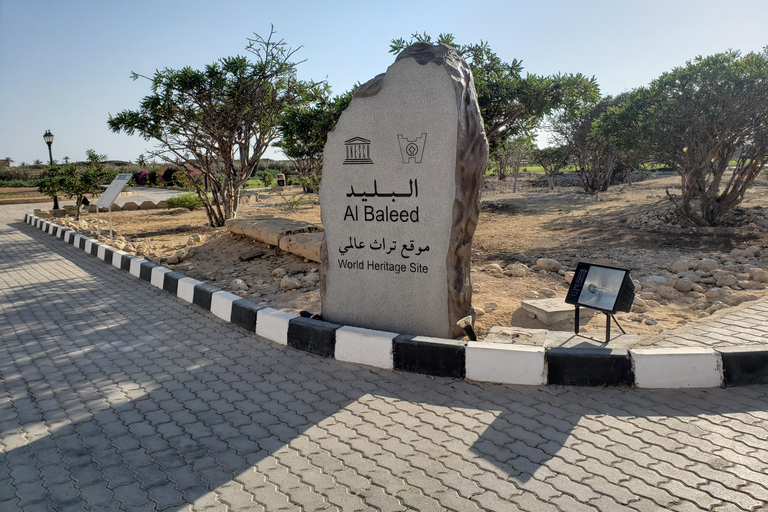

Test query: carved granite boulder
[319,43,488,338]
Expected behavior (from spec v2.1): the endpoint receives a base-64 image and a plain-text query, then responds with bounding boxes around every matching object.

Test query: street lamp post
[43,130,59,209]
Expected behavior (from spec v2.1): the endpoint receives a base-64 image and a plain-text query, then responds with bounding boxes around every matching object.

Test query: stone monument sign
[319,43,489,338]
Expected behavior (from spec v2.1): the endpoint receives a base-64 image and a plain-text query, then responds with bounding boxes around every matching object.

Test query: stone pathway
[2,204,768,511]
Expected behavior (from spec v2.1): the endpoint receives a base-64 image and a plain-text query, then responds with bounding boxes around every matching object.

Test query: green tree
[58,150,114,221]
[615,49,768,226]
[492,135,535,192]
[108,28,322,227]
[532,145,571,190]
[275,88,354,192]
[551,91,625,194]
[136,154,147,167]
[33,159,43,166]
[37,166,63,209]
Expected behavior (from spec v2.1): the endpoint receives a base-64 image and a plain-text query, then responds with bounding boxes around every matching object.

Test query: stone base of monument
[226,216,323,262]
[520,298,596,326]
[482,326,548,346]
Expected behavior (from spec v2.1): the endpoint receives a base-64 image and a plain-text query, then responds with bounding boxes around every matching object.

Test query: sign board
[94,173,132,208]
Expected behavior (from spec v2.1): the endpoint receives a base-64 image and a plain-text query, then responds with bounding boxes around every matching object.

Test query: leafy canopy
[108,28,322,227]
[613,48,768,225]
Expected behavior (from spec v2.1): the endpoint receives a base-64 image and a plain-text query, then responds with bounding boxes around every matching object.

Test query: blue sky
[1,0,766,165]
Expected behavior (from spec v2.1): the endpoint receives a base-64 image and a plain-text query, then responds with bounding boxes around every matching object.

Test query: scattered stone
[716,275,738,288]
[705,288,729,300]
[728,294,759,306]
[745,246,761,257]
[483,263,503,273]
[239,249,265,262]
[563,272,574,284]
[504,263,528,277]
[525,291,540,299]
[656,286,681,300]
[301,273,320,283]
[472,283,481,292]
[674,278,694,293]
[230,279,249,291]
[484,301,498,312]
[472,306,485,317]
[166,255,180,265]
[271,268,287,278]
[671,260,691,273]
[697,259,718,271]
[638,275,667,291]
[536,258,562,272]
[644,318,657,326]
[280,276,301,291]
[707,301,729,314]
[187,234,205,245]
[538,288,558,298]
[751,269,768,283]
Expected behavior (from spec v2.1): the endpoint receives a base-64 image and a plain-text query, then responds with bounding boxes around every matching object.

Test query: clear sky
[1,0,766,165]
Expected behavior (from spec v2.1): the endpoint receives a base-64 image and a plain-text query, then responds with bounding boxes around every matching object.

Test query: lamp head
[565,262,635,314]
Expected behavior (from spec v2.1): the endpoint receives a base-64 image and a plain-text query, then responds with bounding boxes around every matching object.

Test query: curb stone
[23,213,768,389]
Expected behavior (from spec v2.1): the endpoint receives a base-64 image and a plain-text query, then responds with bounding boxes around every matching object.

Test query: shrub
[162,167,180,187]
[147,168,159,186]
[135,169,148,185]
[0,168,40,187]
[167,192,202,210]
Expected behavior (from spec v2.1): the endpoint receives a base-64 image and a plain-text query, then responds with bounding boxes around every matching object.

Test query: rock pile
[627,204,768,233]
[481,247,768,325]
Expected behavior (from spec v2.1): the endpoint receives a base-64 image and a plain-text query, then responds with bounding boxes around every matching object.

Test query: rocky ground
[46,170,768,339]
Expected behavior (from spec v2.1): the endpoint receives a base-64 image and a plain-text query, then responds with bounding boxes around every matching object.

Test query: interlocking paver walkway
[2,203,768,511]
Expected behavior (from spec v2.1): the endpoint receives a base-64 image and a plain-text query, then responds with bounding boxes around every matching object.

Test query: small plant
[277,191,311,210]
[167,192,202,210]
[258,168,276,187]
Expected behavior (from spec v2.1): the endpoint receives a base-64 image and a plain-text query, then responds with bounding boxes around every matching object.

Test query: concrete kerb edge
[23,214,766,389]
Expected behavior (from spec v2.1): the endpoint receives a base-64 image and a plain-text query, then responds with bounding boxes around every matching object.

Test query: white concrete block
[72,234,84,247]
[129,258,148,278]
[176,277,202,303]
[466,342,547,385]
[84,238,94,254]
[97,244,108,260]
[150,266,172,289]
[210,291,241,321]
[111,250,130,268]
[255,308,297,346]
[335,325,396,369]
[631,347,722,388]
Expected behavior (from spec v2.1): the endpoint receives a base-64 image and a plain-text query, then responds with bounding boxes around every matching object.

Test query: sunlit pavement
[2,204,767,511]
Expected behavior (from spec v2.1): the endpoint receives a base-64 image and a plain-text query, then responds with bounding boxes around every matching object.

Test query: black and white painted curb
[25,214,768,388]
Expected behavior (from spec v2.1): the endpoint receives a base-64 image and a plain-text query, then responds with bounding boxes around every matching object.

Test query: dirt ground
[62,171,768,339]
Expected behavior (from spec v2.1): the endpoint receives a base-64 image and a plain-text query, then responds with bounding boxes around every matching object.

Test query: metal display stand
[574,305,626,343]
[93,174,132,241]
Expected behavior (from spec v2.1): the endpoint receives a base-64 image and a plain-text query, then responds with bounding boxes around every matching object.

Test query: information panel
[94,173,132,208]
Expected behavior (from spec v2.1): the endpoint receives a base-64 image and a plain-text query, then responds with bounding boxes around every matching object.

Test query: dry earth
[50,172,768,339]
